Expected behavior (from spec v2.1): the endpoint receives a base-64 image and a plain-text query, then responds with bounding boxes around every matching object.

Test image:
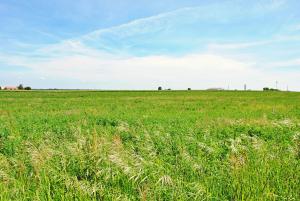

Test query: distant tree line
[263,87,279,91]
[17,84,31,90]
[0,84,31,90]
[157,86,283,91]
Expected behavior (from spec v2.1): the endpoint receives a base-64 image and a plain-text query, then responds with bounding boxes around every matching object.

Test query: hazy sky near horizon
[0,0,300,90]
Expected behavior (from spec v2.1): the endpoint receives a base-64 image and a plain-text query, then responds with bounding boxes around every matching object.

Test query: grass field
[0,90,299,200]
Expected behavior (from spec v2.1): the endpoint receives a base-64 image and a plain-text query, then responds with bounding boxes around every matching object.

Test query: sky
[0,0,300,90]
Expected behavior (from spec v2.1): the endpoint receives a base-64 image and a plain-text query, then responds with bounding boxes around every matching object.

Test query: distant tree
[188,88,191,91]
[158,86,162,91]
[17,84,24,90]
[0,86,2,90]
[167,88,171,91]
[24,86,31,90]
[263,87,269,91]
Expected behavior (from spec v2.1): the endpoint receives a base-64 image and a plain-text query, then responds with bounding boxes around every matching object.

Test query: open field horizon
[0,90,299,200]
[1,88,297,92]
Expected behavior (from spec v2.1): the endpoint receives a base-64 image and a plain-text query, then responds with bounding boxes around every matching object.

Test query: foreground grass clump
[0,90,299,200]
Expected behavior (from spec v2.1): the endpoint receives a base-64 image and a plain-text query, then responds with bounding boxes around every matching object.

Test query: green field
[0,90,299,200]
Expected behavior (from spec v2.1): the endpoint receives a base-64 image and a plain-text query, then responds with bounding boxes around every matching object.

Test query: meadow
[0,90,299,200]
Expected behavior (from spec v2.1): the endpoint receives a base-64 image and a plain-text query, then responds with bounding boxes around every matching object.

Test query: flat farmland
[0,91,299,200]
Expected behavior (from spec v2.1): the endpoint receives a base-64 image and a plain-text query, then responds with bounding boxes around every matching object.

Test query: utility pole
[276,81,278,90]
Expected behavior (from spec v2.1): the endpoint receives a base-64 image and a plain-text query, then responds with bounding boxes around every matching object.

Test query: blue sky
[0,0,300,90]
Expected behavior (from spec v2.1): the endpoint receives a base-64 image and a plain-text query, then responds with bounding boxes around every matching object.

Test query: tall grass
[0,91,299,200]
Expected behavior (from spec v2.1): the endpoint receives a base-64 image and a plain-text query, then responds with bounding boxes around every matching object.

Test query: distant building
[4,86,18,90]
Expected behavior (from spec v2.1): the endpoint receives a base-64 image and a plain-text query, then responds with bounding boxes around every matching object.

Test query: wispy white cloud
[71,1,290,55]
